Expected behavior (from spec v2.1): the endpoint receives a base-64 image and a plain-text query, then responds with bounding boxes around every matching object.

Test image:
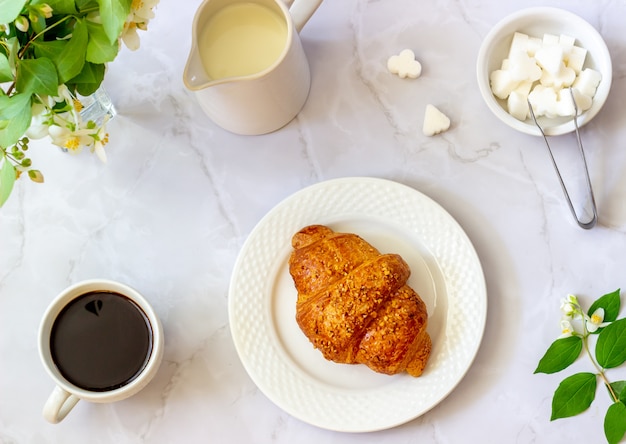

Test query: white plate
[228,177,487,432]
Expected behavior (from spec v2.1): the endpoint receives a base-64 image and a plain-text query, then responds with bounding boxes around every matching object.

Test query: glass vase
[79,86,117,125]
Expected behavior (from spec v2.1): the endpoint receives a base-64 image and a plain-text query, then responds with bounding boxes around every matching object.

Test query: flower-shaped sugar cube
[387,49,422,79]
[508,50,542,82]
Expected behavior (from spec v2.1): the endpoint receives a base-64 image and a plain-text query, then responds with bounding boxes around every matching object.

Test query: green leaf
[605,402,626,444]
[97,0,132,45]
[535,336,583,374]
[0,156,16,207]
[75,0,98,11]
[0,93,31,120]
[0,105,31,149]
[551,372,597,420]
[620,385,626,404]
[0,53,12,83]
[15,58,59,96]
[70,61,105,84]
[589,289,621,323]
[86,21,120,64]
[597,318,626,369]
[33,39,66,61]
[609,381,626,403]
[0,0,27,24]
[56,19,88,83]
[68,62,105,96]
[42,0,78,15]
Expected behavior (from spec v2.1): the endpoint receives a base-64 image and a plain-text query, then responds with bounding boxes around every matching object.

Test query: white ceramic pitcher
[183,0,323,135]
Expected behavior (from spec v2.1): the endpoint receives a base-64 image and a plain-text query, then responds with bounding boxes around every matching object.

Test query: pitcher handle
[285,0,323,33]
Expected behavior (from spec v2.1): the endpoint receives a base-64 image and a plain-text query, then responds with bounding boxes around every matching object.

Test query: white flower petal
[591,307,605,321]
[559,319,575,337]
[93,142,107,163]
[48,124,69,139]
[122,26,140,50]
[25,124,49,139]
[586,322,599,333]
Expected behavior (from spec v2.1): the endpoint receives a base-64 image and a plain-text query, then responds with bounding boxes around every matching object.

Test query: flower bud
[39,4,53,19]
[15,16,29,33]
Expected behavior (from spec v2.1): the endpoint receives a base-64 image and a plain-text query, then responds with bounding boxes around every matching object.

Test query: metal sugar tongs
[527,88,598,229]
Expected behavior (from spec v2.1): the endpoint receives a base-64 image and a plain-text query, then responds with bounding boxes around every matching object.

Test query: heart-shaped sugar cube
[423,104,451,136]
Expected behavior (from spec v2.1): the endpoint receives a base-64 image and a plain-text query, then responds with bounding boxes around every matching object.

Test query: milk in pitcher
[199,3,288,80]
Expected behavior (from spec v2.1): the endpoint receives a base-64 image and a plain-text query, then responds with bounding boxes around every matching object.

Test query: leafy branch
[535,289,626,443]
[0,0,158,207]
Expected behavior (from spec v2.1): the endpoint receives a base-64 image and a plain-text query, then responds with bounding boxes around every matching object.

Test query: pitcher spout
[183,43,212,91]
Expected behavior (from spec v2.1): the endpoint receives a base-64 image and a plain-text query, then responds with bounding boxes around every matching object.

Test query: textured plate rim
[228,177,487,432]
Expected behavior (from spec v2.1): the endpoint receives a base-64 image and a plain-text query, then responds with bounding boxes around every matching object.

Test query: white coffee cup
[183,0,323,135]
[38,279,164,423]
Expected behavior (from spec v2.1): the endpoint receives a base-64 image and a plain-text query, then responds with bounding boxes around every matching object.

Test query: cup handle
[43,385,80,423]
[287,0,323,33]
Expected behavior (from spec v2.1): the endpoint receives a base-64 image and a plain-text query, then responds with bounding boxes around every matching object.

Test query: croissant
[288,225,431,377]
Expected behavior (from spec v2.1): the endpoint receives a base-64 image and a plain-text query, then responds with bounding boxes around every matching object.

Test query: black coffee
[50,291,153,391]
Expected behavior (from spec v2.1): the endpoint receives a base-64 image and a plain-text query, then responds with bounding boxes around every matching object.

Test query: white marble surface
[2,0,626,442]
